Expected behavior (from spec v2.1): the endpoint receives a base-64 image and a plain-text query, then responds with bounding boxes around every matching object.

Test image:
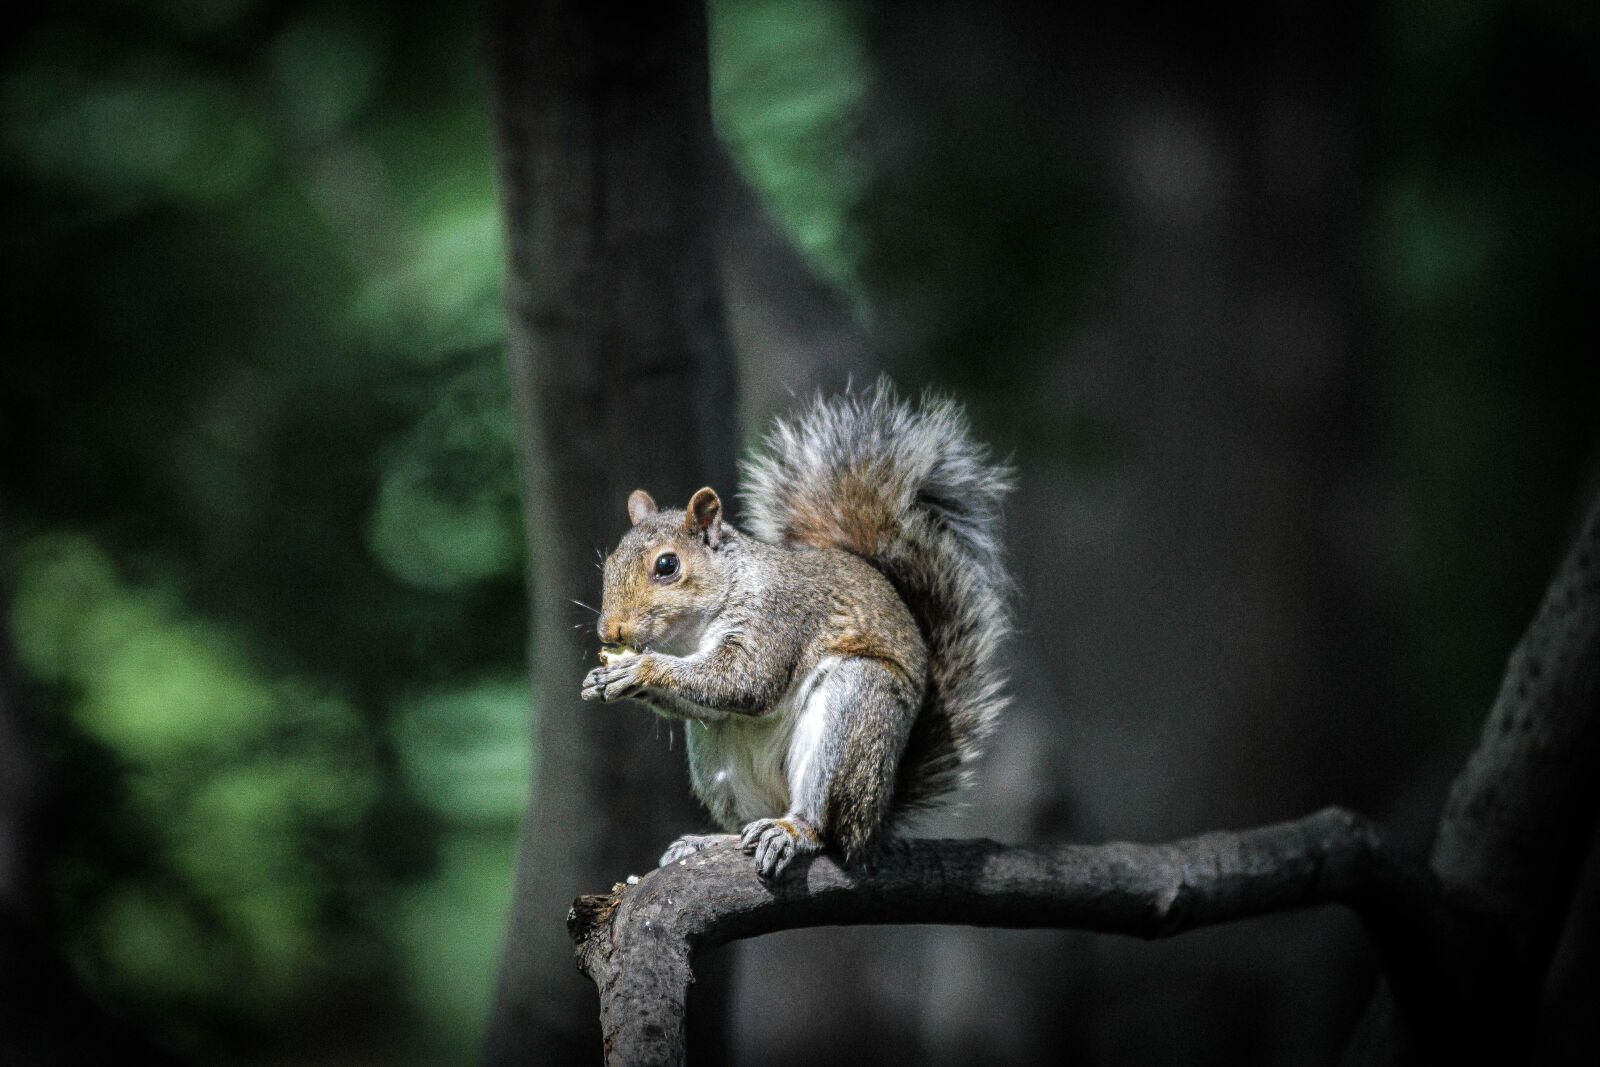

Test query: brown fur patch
[826,627,917,688]
[782,467,901,556]
[776,817,820,844]
[826,626,896,662]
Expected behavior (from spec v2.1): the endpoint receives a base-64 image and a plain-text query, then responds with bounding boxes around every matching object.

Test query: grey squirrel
[580,383,1013,878]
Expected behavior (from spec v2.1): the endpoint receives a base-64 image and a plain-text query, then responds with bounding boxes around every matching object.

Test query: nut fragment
[599,643,639,666]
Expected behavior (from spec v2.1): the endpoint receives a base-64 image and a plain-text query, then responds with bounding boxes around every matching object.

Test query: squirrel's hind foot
[739,815,822,879]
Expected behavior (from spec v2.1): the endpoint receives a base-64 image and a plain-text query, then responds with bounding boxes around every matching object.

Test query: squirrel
[580,382,1013,878]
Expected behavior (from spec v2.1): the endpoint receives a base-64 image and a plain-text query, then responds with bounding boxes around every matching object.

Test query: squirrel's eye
[652,552,680,579]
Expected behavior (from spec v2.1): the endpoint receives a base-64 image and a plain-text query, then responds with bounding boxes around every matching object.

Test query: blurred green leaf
[90,884,221,1004]
[368,466,521,590]
[350,200,506,359]
[12,535,275,760]
[9,533,119,682]
[709,0,870,292]
[10,530,385,1030]
[269,6,393,141]
[367,360,522,590]
[3,42,270,209]
[393,834,520,1063]
[393,680,534,825]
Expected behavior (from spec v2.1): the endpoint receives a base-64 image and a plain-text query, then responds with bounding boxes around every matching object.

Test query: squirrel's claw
[579,666,613,702]
[739,816,820,879]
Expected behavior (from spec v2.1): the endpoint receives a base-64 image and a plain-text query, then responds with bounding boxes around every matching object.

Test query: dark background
[2,0,1595,1063]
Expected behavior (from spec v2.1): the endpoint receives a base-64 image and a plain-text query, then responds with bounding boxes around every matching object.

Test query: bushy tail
[740,380,1014,808]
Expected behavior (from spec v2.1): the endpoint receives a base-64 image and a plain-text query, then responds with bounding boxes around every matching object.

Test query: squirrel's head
[596,487,731,655]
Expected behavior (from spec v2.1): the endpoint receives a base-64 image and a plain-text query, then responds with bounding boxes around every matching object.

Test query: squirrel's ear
[627,490,658,525]
[685,487,723,546]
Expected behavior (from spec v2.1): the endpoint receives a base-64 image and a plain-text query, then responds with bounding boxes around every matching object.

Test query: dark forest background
[1,0,1595,1064]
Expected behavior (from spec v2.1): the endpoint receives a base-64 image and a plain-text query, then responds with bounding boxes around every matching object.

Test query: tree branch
[570,808,1436,1067]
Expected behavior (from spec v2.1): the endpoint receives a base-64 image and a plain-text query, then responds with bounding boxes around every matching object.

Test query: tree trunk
[1346,491,1600,1063]
[480,2,739,1062]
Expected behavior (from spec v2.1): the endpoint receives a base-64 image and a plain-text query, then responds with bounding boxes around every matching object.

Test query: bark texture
[481,1,739,1062]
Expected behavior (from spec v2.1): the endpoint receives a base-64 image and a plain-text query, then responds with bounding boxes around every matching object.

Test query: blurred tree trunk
[480,2,739,1063]
[712,146,873,430]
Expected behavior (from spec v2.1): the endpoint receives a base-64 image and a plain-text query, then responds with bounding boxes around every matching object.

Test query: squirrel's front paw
[580,657,647,702]
[658,833,736,867]
[739,815,822,879]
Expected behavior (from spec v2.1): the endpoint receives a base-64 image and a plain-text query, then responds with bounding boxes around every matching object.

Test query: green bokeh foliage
[2,0,528,1060]
[1,0,867,1061]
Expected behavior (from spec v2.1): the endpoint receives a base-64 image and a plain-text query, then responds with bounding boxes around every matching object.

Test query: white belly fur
[686,656,842,829]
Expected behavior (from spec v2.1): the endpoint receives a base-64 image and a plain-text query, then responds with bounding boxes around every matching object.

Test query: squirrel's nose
[599,616,624,645]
